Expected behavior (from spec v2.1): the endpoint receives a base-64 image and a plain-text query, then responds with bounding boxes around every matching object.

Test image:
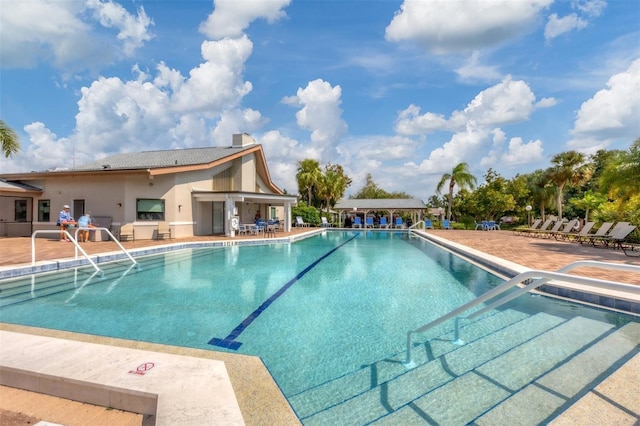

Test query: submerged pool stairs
[289,308,639,425]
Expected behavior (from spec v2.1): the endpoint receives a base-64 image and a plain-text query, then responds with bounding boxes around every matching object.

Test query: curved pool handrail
[405,260,640,366]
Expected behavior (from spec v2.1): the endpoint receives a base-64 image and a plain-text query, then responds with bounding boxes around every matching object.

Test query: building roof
[0,178,42,193]
[333,198,425,210]
[74,145,254,171]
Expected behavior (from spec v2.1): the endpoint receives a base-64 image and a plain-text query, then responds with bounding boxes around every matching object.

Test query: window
[15,200,27,222]
[38,200,50,222]
[137,199,165,221]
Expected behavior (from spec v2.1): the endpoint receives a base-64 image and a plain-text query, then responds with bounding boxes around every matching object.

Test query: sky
[1,0,639,201]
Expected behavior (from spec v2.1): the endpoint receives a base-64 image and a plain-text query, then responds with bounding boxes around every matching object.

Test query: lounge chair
[556,221,595,241]
[520,219,552,237]
[584,222,632,248]
[353,217,362,228]
[442,219,451,229]
[365,217,374,228]
[425,219,433,229]
[394,217,404,229]
[379,217,389,228]
[576,222,614,245]
[538,219,577,239]
[156,222,172,240]
[117,223,135,241]
[486,220,497,231]
[321,217,333,228]
[514,219,541,235]
[295,216,310,227]
[532,219,568,238]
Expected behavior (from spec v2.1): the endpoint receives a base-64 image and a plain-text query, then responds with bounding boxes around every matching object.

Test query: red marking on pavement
[128,362,155,375]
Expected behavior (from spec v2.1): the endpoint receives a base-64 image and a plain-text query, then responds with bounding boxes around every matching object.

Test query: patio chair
[321,217,333,228]
[295,216,310,227]
[365,217,375,228]
[584,222,632,248]
[425,219,433,229]
[576,222,615,245]
[117,223,135,241]
[521,218,553,237]
[442,219,451,229]
[513,219,541,235]
[538,219,577,239]
[556,221,595,241]
[353,217,362,228]
[394,217,404,229]
[156,222,172,240]
[379,217,389,228]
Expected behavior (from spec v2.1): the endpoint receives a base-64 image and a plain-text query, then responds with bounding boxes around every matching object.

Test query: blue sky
[1,0,638,201]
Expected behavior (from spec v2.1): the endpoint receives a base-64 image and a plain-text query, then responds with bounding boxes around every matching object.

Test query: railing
[73,227,137,266]
[31,230,101,274]
[404,260,640,366]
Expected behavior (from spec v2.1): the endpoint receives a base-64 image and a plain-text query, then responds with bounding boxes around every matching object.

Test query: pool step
[295,315,637,425]
[289,309,555,420]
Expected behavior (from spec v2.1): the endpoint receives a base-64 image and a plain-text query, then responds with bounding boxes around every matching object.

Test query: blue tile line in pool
[208,234,359,350]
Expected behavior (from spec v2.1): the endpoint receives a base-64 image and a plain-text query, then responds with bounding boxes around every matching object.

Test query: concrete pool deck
[0,228,638,425]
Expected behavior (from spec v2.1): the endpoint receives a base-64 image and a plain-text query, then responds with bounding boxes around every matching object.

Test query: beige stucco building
[0,134,297,239]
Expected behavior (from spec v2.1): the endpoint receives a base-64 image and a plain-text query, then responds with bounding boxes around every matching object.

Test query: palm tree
[296,159,322,206]
[528,170,555,221]
[316,163,351,215]
[545,151,591,220]
[599,139,640,202]
[436,162,477,221]
[0,120,21,158]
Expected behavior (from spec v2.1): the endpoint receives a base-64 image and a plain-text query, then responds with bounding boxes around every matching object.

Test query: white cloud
[397,76,540,136]
[385,0,552,55]
[569,58,640,150]
[455,51,502,83]
[544,1,606,40]
[0,0,153,70]
[199,0,291,39]
[286,79,348,149]
[544,13,587,40]
[86,0,154,56]
[481,136,544,168]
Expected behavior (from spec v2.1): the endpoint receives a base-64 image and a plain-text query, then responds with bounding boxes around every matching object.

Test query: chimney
[232,133,256,147]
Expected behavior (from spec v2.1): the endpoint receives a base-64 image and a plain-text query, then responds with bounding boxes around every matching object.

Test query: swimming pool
[1,230,638,424]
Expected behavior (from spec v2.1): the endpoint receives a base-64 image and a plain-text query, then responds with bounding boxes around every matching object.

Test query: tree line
[295,139,639,232]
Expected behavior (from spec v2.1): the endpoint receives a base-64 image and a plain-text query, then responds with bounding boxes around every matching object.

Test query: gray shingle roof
[73,146,253,171]
[334,198,425,210]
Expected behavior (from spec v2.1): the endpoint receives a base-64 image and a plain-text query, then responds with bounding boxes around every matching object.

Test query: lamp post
[526,205,532,226]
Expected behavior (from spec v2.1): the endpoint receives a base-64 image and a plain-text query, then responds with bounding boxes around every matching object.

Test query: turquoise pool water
[1,231,638,424]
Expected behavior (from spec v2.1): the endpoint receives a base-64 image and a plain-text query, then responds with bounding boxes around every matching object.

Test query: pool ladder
[31,228,137,274]
[404,260,640,367]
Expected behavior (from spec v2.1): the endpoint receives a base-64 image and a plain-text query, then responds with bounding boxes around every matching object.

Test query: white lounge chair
[295,216,310,227]
[321,217,333,228]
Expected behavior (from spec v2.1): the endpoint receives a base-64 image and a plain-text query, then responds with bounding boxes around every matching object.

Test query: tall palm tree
[599,138,640,202]
[545,151,591,220]
[0,120,21,158]
[528,170,555,221]
[296,159,322,206]
[436,162,477,221]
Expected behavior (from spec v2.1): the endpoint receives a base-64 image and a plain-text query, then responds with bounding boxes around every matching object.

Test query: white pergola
[332,198,426,227]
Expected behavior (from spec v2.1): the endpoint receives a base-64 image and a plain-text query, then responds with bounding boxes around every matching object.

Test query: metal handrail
[73,227,137,266]
[31,230,101,273]
[405,260,640,365]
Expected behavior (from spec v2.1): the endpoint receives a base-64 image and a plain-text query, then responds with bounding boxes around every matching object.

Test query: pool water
[1,231,638,424]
